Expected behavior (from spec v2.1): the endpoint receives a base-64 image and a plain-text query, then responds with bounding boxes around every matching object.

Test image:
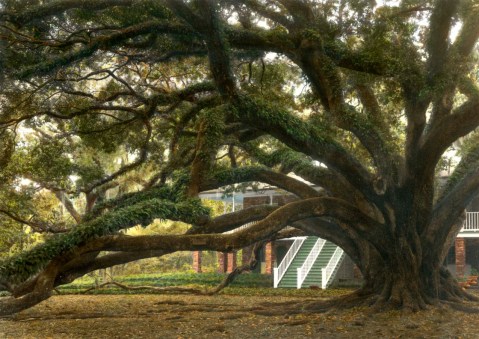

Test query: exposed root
[301,289,374,313]
[442,301,479,313]
[79,281,205,295]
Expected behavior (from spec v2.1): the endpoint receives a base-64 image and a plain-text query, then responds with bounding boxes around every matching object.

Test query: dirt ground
[2,293,479,338]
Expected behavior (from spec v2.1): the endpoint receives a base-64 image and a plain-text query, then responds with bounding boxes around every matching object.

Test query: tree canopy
[0,0,479,315]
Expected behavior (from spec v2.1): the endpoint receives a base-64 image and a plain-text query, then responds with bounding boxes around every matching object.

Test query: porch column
[217,252,227,273]
[264,242,275,275]
[455,237,466,277]
[227,251,237,272]
[192,251,202,273]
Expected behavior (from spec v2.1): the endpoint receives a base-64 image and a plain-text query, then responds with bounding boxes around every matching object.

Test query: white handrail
[462,212,479,231]
[296,238,326,289]
[321,247,345,289]
[273,237,306,288]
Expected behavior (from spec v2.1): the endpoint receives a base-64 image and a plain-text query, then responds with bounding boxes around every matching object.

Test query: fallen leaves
[2,293,479,338]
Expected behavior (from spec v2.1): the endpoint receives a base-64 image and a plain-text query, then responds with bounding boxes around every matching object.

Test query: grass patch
[57,272,353,297]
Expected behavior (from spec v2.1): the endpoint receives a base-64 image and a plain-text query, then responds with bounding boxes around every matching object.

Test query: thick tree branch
[420,100,479,179]
[1,0,135,26]
[12,20,196,79]
[235,97,380,205]
[426,0,459,83]
[239,0,294,30]
[66,197,385,255]
[200,166,320,200]
[0,209,68,234]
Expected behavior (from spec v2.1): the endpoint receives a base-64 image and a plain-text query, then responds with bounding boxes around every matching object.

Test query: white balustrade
[273,237,306,288]
[296,238,326,289]
[321,247,345,289]
[462,212,479,232]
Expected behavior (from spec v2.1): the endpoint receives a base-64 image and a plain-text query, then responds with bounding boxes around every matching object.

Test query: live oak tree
[1,0,479,315]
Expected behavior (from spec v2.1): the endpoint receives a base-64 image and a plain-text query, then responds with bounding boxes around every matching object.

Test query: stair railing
[296,238,326,289]
[273,237,306,288]
[321,247,345,289]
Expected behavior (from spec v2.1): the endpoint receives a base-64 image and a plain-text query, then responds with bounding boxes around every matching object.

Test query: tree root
[79,281,205,295]
[441,300,479,313]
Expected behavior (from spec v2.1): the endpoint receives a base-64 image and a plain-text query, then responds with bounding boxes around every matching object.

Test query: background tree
[0,0,479,315]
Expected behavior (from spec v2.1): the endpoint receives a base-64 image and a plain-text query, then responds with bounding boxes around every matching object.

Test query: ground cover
[2,292,479,338]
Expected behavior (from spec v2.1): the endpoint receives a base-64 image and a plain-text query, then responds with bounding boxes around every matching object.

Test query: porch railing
[321,247,345,289]
[462,212,479,232]
[296,238,326,289]
[273,237,306,288]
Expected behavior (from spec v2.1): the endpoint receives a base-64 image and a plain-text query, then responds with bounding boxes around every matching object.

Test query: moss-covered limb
[200,166,319,199]
[196,0,237,98]
[240,0,293,30]
[0,198,209,286]
[420,100,479,182]
[84,185,176,221]
[224,25,295,55]
[233,96,380,205]
[425,0,459,85]
[296,43,399,187]
[62,197,386,255]
[12,20,196,79]
[1,0,135,26]
[85,170,197,221]
[192,204,279,234]
[427,4,479,132]
[458,75,479,101]
[171,0,237,99]
[187,106,225,196]
[428,165,479,247]
[439,140,479,202]
[338,104,401,187]
[243,144,358,201]
[451,4,479,58]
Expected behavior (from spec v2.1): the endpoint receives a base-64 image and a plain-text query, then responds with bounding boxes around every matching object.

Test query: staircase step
[277,237,346,289]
